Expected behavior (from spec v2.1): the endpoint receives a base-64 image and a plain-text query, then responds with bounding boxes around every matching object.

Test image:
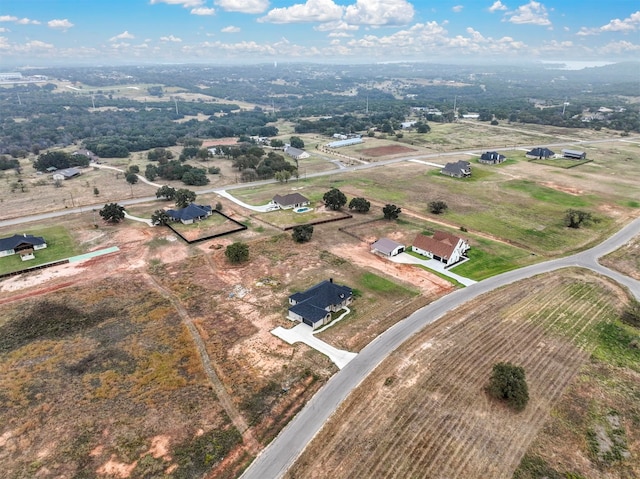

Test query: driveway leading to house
[389,252,477,286]
[271,323,358,370]
[216,190,276,212]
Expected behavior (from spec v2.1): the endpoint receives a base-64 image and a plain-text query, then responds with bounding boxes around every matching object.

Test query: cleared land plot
[168,211,246,242]
[286,269,627,479]
[254,207,349,229]
[600,234,640,280]
[361,144,418,157]
[0,275,241,479]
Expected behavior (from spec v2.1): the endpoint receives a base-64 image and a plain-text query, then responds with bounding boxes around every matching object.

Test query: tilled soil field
[286,269,627,479]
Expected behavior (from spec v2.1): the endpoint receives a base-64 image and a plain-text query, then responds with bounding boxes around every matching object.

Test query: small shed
[562,149,586,160]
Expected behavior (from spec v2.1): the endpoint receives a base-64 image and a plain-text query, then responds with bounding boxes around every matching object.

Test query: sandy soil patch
[361,145,418,157]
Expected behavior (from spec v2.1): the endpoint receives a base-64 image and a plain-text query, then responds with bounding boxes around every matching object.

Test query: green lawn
[357,272,419,297]
[0,226,80,275]
[451,237,537,280]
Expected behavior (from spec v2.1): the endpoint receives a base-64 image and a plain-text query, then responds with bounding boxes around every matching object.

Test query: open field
[168,211,246,241]
[600,234,640,280]
[285,269,634,479]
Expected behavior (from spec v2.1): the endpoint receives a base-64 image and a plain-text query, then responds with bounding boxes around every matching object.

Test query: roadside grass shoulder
[357,271,419,297]
[0,225,80,275]
[452,237,536,280]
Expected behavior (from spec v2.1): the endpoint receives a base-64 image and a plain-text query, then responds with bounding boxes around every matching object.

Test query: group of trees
[33,151,90,172]
[145,160,209,186]
[322,188,401,220]
[155,185,197,208]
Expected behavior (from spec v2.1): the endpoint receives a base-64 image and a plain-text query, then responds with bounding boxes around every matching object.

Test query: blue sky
[1,0,638,66]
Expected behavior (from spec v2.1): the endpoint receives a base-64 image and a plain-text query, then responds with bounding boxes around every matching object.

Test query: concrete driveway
[271,323,357,370]
[389,252,477,286]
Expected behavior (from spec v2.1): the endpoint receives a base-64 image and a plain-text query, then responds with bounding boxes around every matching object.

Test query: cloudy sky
[1,0,638,65]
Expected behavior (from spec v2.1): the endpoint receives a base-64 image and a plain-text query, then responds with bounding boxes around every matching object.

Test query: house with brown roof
[412,231,470,267]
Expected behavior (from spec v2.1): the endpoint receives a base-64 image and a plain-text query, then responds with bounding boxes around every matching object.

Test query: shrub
[225,242,249,264]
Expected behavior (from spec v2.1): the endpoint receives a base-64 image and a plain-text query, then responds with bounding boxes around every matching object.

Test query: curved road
[240,215,640,479]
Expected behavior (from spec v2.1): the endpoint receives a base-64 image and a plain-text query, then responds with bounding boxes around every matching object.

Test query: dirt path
[143,273,260,455]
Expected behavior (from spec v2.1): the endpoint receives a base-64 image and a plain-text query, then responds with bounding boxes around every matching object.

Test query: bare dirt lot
[285,270,634,479]
[361,144,418,157]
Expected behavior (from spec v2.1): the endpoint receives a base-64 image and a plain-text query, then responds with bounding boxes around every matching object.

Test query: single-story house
[371,238,405,257]
[56,167,82,180]
[562,149,586,160]
[272,193,310,209]
[284,145,310,160]
[401,121,417,129]
[441,160,471,178]
[412,231,470,267]
[166,203,212,224]
[479,151,506,164]
[526,147,555,159]
[288,279,353,329]
[0,233,47,261]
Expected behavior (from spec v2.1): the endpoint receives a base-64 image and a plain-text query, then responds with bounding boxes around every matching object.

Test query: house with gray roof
[562,149,586,160]
[288,279,353,329]
[284,145,310,160]
[371,238,405,257]
[272,193,310,209]
[479,151,506,164]
[526,147,555,159]
[441,160,471,178]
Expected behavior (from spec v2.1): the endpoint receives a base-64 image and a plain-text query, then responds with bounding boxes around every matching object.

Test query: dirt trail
[142,273,260,455]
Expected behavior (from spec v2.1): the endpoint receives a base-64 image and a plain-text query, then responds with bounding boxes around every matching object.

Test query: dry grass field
[600,234,640,281]
[285,270,637,479]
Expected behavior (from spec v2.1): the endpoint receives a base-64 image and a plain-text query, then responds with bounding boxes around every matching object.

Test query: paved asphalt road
[240,215,640,479]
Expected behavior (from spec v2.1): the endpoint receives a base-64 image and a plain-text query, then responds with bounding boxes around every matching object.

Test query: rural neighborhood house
[479,151,506,164]
[166,204,212,224]
[288,279,353,330]
[441,160,472,178]
[412,231,470,267]
[526,147,555,159]
[272,193,310,210]
[562,149,587,160]
[0,233,47,261]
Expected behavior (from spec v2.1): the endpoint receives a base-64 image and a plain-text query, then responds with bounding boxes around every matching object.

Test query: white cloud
[452,5,463,13]
[598,40,640,54]
[215,0,270,14]
[191,7,216,15]
[314,21,359,32]
[327,31,353,38]
[488,1,507,12]
[24,40,55,50]
[259,0,343,24]
[600,11,640,33]
[150,0,204,7]
[110,31,135,42]
[48,19,74,29]
[344,0,415,26]
[221,25,240,33]
[160,34,182,42]
[17,18,41,25]
[0,16,18,22]
[505,1,551,26]
[0,36,10,49]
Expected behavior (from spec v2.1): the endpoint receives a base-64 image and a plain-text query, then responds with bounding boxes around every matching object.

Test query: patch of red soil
[361,145,417,157]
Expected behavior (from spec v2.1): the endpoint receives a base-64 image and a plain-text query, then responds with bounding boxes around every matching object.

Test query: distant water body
[541,60,616,70]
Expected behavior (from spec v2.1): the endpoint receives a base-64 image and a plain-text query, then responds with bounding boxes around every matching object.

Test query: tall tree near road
[323,188,347,211]
[99,203,125,223]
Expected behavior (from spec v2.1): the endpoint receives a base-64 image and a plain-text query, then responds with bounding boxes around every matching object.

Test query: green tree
[416,122,431,134]
[174,188,196,208]
[128,165,140,174]
[156,185,176,200]
[487,362,529,411]
[145,164,159,181]
[270,139,285,148]
[323,188,347,211]
[292,225,314,243]
[383,204,401,220]
[274,170,291,183]
[289,136,305,149]
[125,172,138,185]
[99,203,125,223]
[93,187,99,196]
[428,200,448,215]
[225,242,249,264]
[181,168,209,186]
[348,197,371,213]
[564,209,593,228]
[151,209,171,226]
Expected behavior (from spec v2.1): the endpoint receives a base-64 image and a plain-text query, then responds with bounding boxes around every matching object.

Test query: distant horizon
[1,1,638,66]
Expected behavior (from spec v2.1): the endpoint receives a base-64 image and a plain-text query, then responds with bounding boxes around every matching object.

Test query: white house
[271,193,310,209]
[412,231,470,266]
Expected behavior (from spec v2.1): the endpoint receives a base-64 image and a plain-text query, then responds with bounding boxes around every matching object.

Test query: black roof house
[0,234,46,253]
[289,279,353,326]
[526,147,555,159]
[166,204,212,223]
[479,151,506,164]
